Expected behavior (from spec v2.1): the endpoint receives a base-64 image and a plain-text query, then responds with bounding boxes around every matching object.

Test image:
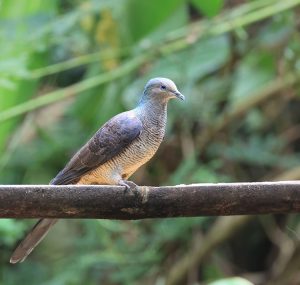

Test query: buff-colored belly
[77,135,161,185]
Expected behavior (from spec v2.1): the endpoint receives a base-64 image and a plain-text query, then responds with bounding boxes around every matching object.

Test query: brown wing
[50,111,142,185]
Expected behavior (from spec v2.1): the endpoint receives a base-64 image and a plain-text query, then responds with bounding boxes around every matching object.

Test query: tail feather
[10,218,58,264]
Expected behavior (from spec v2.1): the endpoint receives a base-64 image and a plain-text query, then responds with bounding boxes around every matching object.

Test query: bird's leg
[118,180,138,194]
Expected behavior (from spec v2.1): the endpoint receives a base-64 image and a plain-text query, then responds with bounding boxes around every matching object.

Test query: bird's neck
[135,98,168,127]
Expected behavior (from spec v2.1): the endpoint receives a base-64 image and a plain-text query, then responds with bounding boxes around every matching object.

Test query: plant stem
[29,48,130,79]
[0,53,152,123]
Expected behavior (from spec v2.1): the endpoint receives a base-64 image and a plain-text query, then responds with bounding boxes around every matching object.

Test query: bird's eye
[161,85,166,90]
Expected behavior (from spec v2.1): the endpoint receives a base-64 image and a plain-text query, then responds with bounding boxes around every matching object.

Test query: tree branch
[0,182,299,218]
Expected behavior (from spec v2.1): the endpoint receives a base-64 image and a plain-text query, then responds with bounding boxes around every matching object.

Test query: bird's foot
[118,180,138,194]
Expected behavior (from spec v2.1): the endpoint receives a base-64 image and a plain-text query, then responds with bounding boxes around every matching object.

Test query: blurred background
[0,0,300,284]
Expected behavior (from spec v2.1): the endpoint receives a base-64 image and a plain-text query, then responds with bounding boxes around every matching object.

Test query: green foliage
[0,220,26,246]
[126,0,186,42]
[0,0,57,153]
[230,51,276,104]
[191,0,224,17]
[0,0,300,284]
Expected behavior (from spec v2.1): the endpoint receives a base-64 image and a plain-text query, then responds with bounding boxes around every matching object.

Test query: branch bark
[0,181,299,218]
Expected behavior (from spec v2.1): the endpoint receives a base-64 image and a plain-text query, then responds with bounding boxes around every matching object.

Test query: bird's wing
[51,111,142,185]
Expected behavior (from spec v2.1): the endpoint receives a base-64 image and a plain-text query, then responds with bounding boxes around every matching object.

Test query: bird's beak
[173,91,185,101]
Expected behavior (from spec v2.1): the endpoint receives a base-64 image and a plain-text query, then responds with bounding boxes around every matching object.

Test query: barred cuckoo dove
[10,77,185,263]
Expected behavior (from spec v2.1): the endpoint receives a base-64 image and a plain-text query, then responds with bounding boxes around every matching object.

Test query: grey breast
[130,104,167,163]
[115,104,167,177]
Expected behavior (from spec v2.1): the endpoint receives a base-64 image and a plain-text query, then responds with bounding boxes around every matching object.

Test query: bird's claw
[118,180,138,194]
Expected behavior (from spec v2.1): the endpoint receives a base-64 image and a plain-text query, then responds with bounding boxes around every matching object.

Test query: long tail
[10,218,58,263]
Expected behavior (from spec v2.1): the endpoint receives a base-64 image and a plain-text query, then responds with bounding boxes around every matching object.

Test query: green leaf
[191,0,224,17]
[0,78,16,90]
[230,51,276,105]
[0,0,57,154]
[126,0,185,42]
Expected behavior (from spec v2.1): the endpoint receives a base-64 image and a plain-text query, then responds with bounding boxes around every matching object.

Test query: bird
[10,77,185,264]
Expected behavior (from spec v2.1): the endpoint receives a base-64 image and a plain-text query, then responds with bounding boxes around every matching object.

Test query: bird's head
[142,77,185,103]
